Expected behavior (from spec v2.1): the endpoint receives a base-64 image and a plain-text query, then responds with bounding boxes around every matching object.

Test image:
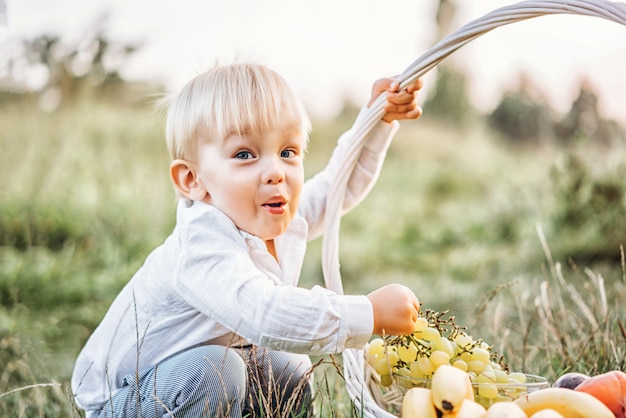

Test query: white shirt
[71,112,399,413]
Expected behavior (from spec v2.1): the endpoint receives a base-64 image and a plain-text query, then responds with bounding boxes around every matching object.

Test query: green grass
[1,96,625,416]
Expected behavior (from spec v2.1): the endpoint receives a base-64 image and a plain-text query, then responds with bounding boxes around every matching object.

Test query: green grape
[482,363,494,375]
[416,356,433,376]
[413,317,429,332]
[395,367,411,377]
[452,359,468,372]
[398,343,418,363]
[508,372,527,384]
[495,370,508,384]
[467,360,486,373]
[367,338,385,358]
[476,370,496,384]
[453,332,473,350]
[477,383,499,399]
[449,340,459,357]
[380,373,393,387]
[470,347,491,364]
[432,336,455,358]
[395,370,414,388]
[386,350,400,367]
[374,357,391,375]
[429,350,451,369]
[409,361,425,379]
[418,326,440,342]
[490,361,502,371]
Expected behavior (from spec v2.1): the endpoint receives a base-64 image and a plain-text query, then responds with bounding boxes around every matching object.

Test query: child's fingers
[400,78,424,94]
[382,105,423,122]
[368,78,396,107]
[388,80,401,92]
[386,90,417,106]
[406,77,424,93]
[384,101,418,114]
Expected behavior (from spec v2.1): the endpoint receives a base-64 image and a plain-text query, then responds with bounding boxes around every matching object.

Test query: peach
[574,370,626,418]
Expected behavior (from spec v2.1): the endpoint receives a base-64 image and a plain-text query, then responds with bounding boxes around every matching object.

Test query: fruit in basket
[365,308,545,401]
[573,370,626,418]
[453,398,487,417]
[401,387,438,418]
[485,401,526,417]
[431,364,474,413]
[528,409,564,418]
[553,372,589,390]
[513,387,614,417]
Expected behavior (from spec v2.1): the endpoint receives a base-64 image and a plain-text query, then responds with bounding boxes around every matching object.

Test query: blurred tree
[424,66,473,126]
[488,75,554,143]
[489,74,625,145]
[435,0,457,40]
[423,0,474,127]
[555,80,625,145]
[0,13,142,110]
[557,81,600,138]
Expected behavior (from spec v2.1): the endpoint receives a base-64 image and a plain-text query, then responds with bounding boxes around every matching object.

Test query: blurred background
[3,0,626,121]
[1,0,625,416]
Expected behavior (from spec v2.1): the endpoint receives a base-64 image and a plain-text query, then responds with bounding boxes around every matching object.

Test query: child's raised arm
[368,77,424,123]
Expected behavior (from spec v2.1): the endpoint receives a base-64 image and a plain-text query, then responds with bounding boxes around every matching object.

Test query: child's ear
[170,159,207,201]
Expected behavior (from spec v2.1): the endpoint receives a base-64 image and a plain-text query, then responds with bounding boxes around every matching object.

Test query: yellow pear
[402,387,438,418]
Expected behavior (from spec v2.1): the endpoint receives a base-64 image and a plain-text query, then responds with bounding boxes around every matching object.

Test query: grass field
[1,94,625,416]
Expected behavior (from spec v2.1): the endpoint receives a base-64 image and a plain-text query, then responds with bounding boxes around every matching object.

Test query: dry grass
[470,227,626,381]
[0,331,77,416]
[0,353,357,418]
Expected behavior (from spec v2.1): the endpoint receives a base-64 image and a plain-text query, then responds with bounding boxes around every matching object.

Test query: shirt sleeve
[174,207,374,354]
[299,106,399,240]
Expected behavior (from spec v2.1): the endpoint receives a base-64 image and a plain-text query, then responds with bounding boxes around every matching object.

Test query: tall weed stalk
[478,226,626,380]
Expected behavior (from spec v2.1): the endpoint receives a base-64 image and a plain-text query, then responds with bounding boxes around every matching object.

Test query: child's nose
[263,158,284,184]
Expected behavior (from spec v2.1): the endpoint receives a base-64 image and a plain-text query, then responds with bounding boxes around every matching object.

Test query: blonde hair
[163,63,311,161]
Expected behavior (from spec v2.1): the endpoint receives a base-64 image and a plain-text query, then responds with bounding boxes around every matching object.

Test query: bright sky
[2,0,626,123]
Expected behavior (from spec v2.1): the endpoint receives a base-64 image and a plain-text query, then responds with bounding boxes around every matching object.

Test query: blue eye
[281,149,296,158]
[234,150,254,160]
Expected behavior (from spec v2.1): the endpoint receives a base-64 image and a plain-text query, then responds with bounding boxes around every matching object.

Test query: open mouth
[262,198,287,212]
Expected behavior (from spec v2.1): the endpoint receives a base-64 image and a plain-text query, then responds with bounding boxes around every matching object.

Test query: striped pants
[96,345,313,418]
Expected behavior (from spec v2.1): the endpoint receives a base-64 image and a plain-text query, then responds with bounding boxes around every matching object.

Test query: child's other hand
[367,284,420,336]
[367,77,423,123]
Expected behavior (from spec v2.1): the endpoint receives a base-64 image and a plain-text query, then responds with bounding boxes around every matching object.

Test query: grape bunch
[365,309,528,400]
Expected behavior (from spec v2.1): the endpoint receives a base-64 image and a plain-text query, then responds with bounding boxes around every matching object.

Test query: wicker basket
[320,1,626,416]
